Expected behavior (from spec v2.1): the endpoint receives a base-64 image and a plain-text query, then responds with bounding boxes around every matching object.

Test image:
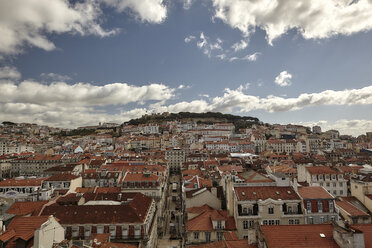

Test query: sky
[0,0,372,136]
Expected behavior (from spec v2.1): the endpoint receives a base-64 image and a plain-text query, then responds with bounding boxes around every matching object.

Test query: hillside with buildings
[0,114,372,247]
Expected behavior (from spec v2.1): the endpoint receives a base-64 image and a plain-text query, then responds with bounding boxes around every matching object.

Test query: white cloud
[193,32,223,57]
[243,52,260,61]
[228,52,260,62]
[211,0,372,45]
[103,0,167,23]
[142,84,372,114]
[184,35,196,43]
[216,54,227,60]
[40,72,71,82]
[296,120,372,137]
[275,71,292,87]
[231,40,248,52]
[178,84,191,89]
[0,66,21,80]
[0,80,175,107]
[0,0,118,57]
[183,0,194,10]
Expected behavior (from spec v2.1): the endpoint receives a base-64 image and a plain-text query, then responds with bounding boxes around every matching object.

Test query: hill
[124,112,261,130]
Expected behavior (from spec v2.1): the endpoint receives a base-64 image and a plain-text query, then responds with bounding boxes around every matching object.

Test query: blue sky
[0,0,372,136]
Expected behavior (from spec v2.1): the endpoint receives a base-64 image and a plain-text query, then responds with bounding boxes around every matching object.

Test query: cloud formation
[296,120,372,137]
[231,40,248,52]
[275,71,292,87]
[0,66,21,80]
[1,67,371,131]
[211,0,372,44]
[229,52,261,62]
[0,0,117,57]
[40,73,72,82]
[103,0,167,23]
[0,81,174,107]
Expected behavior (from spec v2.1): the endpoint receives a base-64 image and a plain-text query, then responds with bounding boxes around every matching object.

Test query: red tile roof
[123,173,159,182]
[6,201,48,216]
[0,178,45,187]
[298,186,334,199]
[336,201,369,217]
[235,186,300,201]
[187,209,235,231]
[306,166,341,175]
[40,193,152,224]
[44,173,79,181]
[2,216,51,245]
[189,240,257,248]
[261,224,339,248]
[350,224,372,247]
[187,204,214,214]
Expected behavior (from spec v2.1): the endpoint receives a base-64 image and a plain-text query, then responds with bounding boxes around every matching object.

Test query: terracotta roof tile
[336,201,369,217]
[306,166,341,175]
[0,178,45,187]
[235,186,300,201]
[350,224,372,247]
[189,240,257,248]
[261,224,339,248]
[298,186,334,199]
[6,201,48,216]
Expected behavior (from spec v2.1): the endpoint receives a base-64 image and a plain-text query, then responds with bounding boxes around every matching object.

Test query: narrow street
[157,174,184,248]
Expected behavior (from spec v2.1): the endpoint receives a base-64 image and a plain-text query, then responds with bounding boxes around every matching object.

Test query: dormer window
[332,175,336,180]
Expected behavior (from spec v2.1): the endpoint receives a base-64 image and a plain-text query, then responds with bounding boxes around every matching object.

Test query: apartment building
[297,186,338,224]
[165,147,185,173]
[298,165,348,197]
[233,186,304,243]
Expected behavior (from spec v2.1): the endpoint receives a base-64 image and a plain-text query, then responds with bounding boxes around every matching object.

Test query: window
[320,216,325,223]
[243,235,248,239]
[97,226,104,234]
[295,219,300,224]
[333,182,336,187]
[243,220,249,229]
[217,232,223,241]
[243,207,248,214]
[268,206,274,214]
[329,201,334,213]
[340,190,343,195]
[309,217,313,224]
[217,221,222,229]
[320,182,324,186]
[122,227,128,238]
[72,227,79,237]
[332,175,336,180]
[289,219,294,224]
[110,226,116,238]
[339,182,343,187]
[333,190,337,195]
[326,182,330,187]
[205,232,211,242]
[268,220,275,225]
[318,201,323,213]
[134,227,140,237]
[275,220,280,225]
[263,220,268,225]
[194,232,199,240]
[84,226,91,237]
[249,220,255,228]
[307,201,312,213]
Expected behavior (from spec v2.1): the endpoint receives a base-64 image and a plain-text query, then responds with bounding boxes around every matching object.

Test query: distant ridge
[124,112,261,130]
